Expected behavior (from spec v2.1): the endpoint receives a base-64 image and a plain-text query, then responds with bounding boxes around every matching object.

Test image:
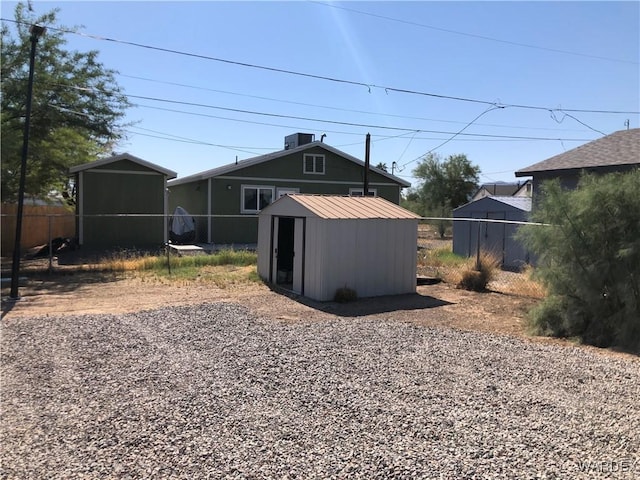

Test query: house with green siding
[70,153,177,249]
[167,134,410,245]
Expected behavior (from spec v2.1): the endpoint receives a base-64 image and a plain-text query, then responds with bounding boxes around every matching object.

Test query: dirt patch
[2,265,635,362]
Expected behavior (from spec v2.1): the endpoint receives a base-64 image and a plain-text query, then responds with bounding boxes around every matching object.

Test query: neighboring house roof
[515,128,640,177]
[69,153,178,179]
[473,182,522,197]
[513,179,532,196]
[168,141,410,187]
[264,194,421,219]
[455,195,532,212]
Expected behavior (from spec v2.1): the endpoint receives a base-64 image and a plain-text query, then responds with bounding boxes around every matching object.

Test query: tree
[375,162,388,172]
[517,171,640,352]
[410,153,480,237]
[400,190,425,216]
[1,3,130,202]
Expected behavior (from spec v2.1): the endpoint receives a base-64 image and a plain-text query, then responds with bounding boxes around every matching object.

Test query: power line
[128,126,275,154]
[3,17,638,115]
[119,73,593,134]
[310,1,639,65]
[44,81,601,152]
[134,104,573,146]
[400,105,505,169]
[123,92,598,141]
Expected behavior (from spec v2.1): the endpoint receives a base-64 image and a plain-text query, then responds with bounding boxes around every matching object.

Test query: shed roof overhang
[69,153,177,179]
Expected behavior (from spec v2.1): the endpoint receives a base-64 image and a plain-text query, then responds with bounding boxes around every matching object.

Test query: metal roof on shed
[455,195,532,213]
[487,196,532,211]
[267,194,421,219]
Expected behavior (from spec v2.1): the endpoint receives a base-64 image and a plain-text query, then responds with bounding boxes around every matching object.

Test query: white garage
[257,194,420,301]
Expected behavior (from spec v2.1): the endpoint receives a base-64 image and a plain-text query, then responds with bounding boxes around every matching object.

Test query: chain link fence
[417,219,546,298]
[1,213,547,299]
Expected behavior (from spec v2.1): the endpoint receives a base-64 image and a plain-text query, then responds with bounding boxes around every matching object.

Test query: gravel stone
[1,302,639,479]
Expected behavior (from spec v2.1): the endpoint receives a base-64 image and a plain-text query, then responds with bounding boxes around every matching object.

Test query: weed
[334,286,358,303]
[457,251,500,292]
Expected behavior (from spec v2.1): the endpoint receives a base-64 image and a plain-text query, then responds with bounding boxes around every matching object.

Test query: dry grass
[417,243,546,298]
[457,251,501,292]
[492,266,547,299]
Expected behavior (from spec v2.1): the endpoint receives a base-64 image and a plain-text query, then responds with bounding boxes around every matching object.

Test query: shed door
[271,217,305,294]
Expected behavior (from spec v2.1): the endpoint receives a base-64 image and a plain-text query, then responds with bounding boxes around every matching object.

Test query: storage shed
[70,153,177,248]
[453,196,531,269]
[257,194,421,301]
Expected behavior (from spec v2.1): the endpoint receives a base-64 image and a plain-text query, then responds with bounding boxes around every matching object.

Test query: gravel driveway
[2,302,639,479]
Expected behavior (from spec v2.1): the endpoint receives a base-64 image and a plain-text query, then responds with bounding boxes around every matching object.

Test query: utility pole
[364,133,370,196]
[10,24,45,300]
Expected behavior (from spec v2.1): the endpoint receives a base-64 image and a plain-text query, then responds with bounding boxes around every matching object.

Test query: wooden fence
[1,204,76,256]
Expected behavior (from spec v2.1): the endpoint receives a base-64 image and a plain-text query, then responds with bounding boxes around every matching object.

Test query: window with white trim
[349,188,377,197]
[303,154,325,174]
[276,187,299,199]
[241,185,274,213]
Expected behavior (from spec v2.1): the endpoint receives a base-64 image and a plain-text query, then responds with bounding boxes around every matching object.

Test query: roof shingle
[515,128,640,176]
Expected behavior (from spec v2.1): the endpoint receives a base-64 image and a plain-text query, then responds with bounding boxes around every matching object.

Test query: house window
[276,187,299,199]
[241,185,274,213]
[303,154,325,174]
[349,188,377,197]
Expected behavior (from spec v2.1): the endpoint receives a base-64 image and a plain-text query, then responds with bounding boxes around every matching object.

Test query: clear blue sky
[3,1,639,188]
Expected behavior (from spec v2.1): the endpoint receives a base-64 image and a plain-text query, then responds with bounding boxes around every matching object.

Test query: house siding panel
[82,171,165,247]
[92,159,156,173]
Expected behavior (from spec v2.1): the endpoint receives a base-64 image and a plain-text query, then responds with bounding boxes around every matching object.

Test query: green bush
[518,171,640,352]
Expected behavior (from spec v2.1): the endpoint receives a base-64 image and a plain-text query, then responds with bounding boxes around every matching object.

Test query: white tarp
[170,206,196,243]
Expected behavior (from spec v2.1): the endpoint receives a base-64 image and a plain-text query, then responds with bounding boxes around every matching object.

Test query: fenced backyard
[3,216,638,479]
[0,204,75,255]
[1,213,546,300]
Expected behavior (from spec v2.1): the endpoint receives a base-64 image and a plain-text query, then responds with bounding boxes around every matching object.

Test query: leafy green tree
[410,153,480,237]
[400,190,425,216]
[1,3,130,202]
[375,162,388,172]
[518,171,640,352]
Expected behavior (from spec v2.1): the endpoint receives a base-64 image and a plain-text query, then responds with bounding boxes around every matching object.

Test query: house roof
[69,153,178,179]
[263,194,421,219]
[167,141,411,187]
[473,182,522,197]
[455,195,532,212]
[515,128,640,177]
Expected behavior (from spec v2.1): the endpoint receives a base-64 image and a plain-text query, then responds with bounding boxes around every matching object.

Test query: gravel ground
[1,302,639,479]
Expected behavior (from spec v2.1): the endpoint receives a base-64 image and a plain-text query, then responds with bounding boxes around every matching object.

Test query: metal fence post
[48,215,53,273]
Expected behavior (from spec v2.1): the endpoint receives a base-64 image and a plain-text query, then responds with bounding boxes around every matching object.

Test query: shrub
[334,286,358,303]
[457,250,500,292]
[517,171,640,352]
